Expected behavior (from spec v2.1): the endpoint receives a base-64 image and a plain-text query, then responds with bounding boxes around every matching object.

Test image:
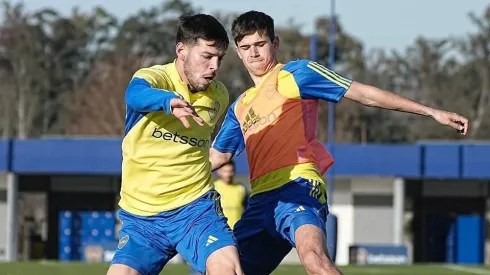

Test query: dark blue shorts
[110,190,236,275]
[234,177,329,275]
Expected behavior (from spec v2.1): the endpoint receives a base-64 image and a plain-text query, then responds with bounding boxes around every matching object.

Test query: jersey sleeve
[212,99,245,157]
[282,59,353,102]
[125,67,180,114]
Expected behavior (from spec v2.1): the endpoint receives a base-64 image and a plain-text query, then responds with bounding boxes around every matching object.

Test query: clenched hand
[431,109,469,135]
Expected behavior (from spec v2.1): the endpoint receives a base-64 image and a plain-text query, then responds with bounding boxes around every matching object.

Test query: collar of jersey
[241,63,283,104]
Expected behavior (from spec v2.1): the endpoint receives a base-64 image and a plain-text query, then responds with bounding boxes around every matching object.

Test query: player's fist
[170,98,205,128]
[431,109,469,135]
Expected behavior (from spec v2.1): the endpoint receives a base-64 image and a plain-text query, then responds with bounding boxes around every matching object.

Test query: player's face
[177,39,226,91]
[236,31,279,77]
[217,164,235,184]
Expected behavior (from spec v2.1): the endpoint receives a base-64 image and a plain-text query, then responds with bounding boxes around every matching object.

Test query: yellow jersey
[214,180,248,229]
[120,60,229,216]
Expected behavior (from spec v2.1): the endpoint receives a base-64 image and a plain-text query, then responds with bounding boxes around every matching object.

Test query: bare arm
[344,81,469,135]
[344,82,434,116]
[289,60,469,134]
[210,148,233,172]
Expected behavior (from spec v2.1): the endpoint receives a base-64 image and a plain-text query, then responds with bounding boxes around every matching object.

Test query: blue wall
[0,138,489,179]
[333,145,421,177]
[462,145,490,179]
[11,139,122,175]
[0,140,9,171]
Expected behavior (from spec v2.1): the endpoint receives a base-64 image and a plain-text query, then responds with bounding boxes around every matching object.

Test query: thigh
[111,210,176,275]
[206,245,242,275]
[294,224,328,255]
[174,191,238,274]
[106,264,140,275]
[233,203,292,275]
[275,179,329,247]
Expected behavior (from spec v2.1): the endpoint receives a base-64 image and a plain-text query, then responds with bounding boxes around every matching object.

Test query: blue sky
[14,0,490,52]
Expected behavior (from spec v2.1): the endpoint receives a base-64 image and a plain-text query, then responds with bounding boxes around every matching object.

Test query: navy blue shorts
[111,190,236,275]
[234,177,329,275]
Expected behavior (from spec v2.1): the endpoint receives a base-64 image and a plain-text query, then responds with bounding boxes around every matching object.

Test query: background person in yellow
[107,14,243,275]
[213,160,249,229]
[210,10,469,275]
[190,160,248,275]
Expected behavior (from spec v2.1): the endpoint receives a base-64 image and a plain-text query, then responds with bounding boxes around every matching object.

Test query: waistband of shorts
[199,189,220,200]
[251,177,309,199]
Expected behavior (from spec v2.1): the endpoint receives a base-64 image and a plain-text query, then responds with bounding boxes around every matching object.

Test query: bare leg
[295,224,343,275]
[106,264,140,275]
[206,245,244,275]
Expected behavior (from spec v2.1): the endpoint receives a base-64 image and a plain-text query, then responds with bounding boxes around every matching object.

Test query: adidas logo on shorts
[206,235,218,247]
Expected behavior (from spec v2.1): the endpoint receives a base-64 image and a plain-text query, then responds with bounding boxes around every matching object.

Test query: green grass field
[0,263,489,275]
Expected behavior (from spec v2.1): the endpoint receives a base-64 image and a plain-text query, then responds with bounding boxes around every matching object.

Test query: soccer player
[107,14,243,275]
[209,10,469,275]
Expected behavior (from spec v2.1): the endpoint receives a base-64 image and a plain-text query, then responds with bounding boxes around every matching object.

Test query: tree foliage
[0,0,488,143]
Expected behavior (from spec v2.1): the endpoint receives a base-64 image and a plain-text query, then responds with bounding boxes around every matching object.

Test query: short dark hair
[231,11,275,44]
[176,14,229,51]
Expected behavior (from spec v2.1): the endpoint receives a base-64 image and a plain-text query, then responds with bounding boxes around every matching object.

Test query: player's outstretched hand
[431,109,469,135]
[170,98,205,128]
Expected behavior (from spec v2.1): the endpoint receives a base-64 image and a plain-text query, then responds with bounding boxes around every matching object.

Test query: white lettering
[366,254,408,265]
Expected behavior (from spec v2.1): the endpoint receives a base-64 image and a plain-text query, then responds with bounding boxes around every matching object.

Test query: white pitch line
[443,265,490,275]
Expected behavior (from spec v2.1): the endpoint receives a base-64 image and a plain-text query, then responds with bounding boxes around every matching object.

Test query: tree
[0,2,55,138]
[63,54,142,136]
[455,7,490,139]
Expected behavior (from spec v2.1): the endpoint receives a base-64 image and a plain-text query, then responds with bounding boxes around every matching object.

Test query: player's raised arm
[343,81,468,134]
[210,100,245,171]
[287,59,469,135]
[126,68,204,128]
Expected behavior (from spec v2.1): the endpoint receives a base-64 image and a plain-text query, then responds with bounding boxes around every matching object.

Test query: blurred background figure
[214,160,249,230]
[190,160,248,275]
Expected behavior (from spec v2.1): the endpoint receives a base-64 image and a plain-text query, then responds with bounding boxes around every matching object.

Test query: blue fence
[0,139,489,179]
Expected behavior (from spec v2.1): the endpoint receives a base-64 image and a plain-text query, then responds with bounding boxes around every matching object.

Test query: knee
[298,248,340,275]
[298,248,323,266]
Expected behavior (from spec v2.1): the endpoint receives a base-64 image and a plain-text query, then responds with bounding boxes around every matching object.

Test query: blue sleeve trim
[125,78,178,114]
[211,100,245,157]
[283,59,352,103]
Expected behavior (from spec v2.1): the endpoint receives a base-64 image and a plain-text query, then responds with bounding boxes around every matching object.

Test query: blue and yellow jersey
[120,60,229,216]
[212,59,352,197]
[213,180,248,229]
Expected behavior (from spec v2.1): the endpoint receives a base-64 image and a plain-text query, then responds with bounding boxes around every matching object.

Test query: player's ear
[176,42,187,61]
[272,36,280,50]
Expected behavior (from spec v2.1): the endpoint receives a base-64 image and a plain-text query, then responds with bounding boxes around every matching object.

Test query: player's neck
[250,60,278,87]
[175,58,197,93]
